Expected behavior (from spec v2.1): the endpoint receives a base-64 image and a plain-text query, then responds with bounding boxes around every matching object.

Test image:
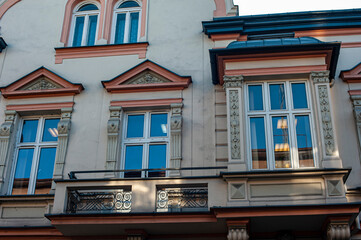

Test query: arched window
[112,1,141,44]
[70,2,100,47]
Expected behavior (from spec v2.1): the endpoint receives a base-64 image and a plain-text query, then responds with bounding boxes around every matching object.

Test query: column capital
[227,219,249,240]
[310,70,330,84]
[326,219,350,240]
[223,75,244,89]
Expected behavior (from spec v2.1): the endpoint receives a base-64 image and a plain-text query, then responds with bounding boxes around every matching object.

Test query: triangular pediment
[102,60,191,93]
[340,62,361,83]
[0,67,84,99]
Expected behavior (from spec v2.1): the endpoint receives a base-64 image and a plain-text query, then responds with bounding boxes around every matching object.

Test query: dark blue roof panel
[227,37,322,49]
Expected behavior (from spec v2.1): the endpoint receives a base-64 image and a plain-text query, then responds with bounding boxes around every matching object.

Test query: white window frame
[8,116,59,195]
[121,111,170,177]
[244,80,318,170]
[111,0,141,44]
[68,1,100,47]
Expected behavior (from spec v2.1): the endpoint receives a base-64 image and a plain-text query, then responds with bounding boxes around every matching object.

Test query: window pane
[87,15,98,46]
[150,114,168,137]
[292,83,308,109]
[270,84,286,110]
[148,144,166,177]
[42,119,60,142]
[124,145,143,177]
[129,12,139,43]
[114,14,126,44]
[118,1,140,8]
[272,116,291,168]
[72,16,85,47]
[127,115,144,138]
[295,116,314,167]
[248,85,263,111]
[35,148,56,194]
[21,120,38,143]
[250,117,267,169]
[12,149,34,195]
[78,4,98,11]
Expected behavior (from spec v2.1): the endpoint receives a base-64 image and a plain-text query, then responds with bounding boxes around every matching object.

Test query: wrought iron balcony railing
[157,187,208,212]
[67,188,132,213]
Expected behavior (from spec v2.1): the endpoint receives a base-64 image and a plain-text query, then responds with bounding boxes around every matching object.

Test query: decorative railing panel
[67,189,132,213]
[156,187,208,212]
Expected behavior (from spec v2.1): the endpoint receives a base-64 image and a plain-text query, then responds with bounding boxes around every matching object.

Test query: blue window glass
[250,117,267,169]
[129,12,139,43]
[78,4,99,11]
[124,145,143,177]
[87,15,98,46]
[72,16,85,47]
[118,1,140,8]
[12,149,34,195]
[248,85,263,111]
[272,116,291,168]
[35,148,56,194]
[42,119,60,142]
[148,144,166,177]
[114,13,126,44]
[295,115,314,167]
[150,114,167,137]
[127,115,144,138]
[21,120,38,143]
[292,83,308,109]
[270,84,286,110]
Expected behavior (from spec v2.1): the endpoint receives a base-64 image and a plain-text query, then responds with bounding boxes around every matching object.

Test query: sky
[234,0,361,15]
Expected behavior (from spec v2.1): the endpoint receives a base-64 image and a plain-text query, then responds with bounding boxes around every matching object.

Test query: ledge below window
[54,42,149,64]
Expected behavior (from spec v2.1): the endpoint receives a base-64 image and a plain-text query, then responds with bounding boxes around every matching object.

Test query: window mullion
[81,15,90,46]
[124,11,131,43]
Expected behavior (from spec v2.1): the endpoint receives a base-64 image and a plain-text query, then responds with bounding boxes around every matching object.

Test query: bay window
[122,112,169,178]
[10,117,60,195]
[246,81,316,170]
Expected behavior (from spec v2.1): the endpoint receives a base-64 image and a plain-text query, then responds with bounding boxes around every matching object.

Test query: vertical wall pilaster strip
[350,95,361,160]
[105,106,122,177]
[0,110,16,189]
[223,75,243,162]
[169,103,183,176]
[311,71,337,157]
[53,108,72,179]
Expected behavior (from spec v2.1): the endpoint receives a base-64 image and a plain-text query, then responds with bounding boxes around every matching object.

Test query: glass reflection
[73,16,85,47]
[270,84,286,110]
[129,12,139,43]
[248,85,263,111]
[35,148,56,194]
[148,145,166,177]
[42,119,60,142]
[127,115,144,138]
[124,145,143,177]
[150,114,168,137]
[87,15,98,46]
[272,116,291,168]
[115,14,126,44]
[12,149,34,195]
[295,116,314,167]
[250,118,267,169]
[21,120,38,143]
[292,83,308,109]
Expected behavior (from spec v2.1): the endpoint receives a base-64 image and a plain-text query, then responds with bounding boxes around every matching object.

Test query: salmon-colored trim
[0,0,21,19]
[0,227,64,237]
[349,90,361,96]
[103,60,191,93]
[211,33,241,41]
[111,98,182,107]
[6,102,74,111]
[0,67,84,99]
[225,65,328,76]
[60,0,106,45]
[55,42,148,64]
[295,28,361,38]
[340,62,361,83]
[140,0,147,37]
[223,53,328,63]
[341,42,361,48]
[213,0,226,17]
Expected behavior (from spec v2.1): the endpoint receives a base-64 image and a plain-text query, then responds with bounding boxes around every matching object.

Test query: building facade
[0,0,361,239]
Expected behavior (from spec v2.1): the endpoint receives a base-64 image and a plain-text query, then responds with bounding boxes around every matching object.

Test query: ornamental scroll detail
[21,77,62,91]
[125,72,169,85]
[229,90,241,159]
[318,85,335,156]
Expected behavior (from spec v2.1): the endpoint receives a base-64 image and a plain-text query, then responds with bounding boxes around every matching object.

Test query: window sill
[54,42,149,64]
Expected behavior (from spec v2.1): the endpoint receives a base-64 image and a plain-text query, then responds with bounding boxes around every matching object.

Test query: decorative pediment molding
[102,60,192,93]
[340,62,361,83]
[0,67,84,99]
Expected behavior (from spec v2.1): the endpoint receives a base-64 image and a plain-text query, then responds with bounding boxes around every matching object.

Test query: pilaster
[350,94,361,160]
[0,110,16,190]
[105,106,122,177]
[169,103,183,176]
